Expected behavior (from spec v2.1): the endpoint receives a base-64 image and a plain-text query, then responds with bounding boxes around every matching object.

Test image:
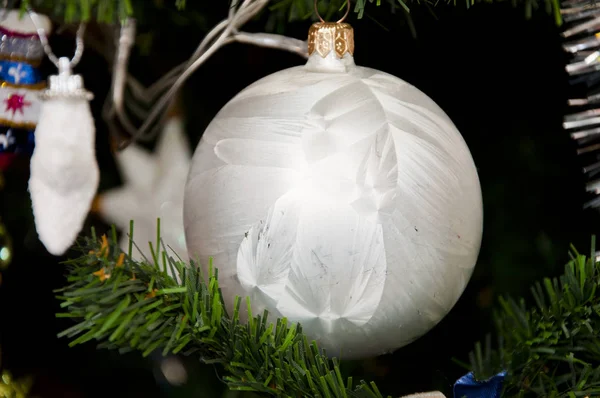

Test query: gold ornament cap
[308,22,354,59]
[308,0,354,59]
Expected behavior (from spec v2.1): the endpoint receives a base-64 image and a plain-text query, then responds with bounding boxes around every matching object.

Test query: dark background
[1,2,598,397]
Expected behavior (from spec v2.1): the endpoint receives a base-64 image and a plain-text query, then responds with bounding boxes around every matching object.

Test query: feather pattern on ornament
[185,65,482,358]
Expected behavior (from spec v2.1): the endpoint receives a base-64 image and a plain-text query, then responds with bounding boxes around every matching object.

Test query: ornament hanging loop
[314,0,351,23]
[28,9,93,101]
[28,8,86,69]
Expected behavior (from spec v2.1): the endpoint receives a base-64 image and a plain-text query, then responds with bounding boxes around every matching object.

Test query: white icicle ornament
[184,22,483,359]
[29,57,98,256]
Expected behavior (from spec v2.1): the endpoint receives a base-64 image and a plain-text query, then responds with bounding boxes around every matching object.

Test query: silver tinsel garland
[562,0,600,209]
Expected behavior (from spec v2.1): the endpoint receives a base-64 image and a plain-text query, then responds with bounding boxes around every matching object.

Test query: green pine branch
[20,0,133,23]
[462,237,600,397]
[55,222,390,398]
[270,0,561,25]
[57,223,600,397]
[20,0,562,25]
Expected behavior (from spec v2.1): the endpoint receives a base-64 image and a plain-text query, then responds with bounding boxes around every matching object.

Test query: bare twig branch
[233,31,308,58]
[105,0,308,145]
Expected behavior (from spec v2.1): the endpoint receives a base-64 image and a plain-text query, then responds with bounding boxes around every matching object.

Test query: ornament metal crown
[307,22,354,59]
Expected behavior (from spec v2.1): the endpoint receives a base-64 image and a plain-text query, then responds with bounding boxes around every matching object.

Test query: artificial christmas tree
[0,0,598,397]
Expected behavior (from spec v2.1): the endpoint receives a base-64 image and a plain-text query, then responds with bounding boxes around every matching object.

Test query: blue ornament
[21,130,35,154]
[453,371,506,398]
[0,60,41,85]
[0,128,35,156]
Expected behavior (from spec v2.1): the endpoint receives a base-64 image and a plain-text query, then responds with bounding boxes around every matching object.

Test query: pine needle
[461,237,600,397]
[20,0,561,24]
[55,223,391,398]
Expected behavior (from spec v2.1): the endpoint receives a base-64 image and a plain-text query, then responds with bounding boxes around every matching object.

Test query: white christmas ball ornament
[184,22,483,359]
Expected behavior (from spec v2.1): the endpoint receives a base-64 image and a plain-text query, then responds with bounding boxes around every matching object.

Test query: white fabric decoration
[185,24,483,359]
[97,117,190,263]
[28,52,97,256]
[29,97,98,255]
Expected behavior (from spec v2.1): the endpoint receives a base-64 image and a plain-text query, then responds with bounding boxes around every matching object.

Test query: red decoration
[4,93,31,115]
[0,153,16,171]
